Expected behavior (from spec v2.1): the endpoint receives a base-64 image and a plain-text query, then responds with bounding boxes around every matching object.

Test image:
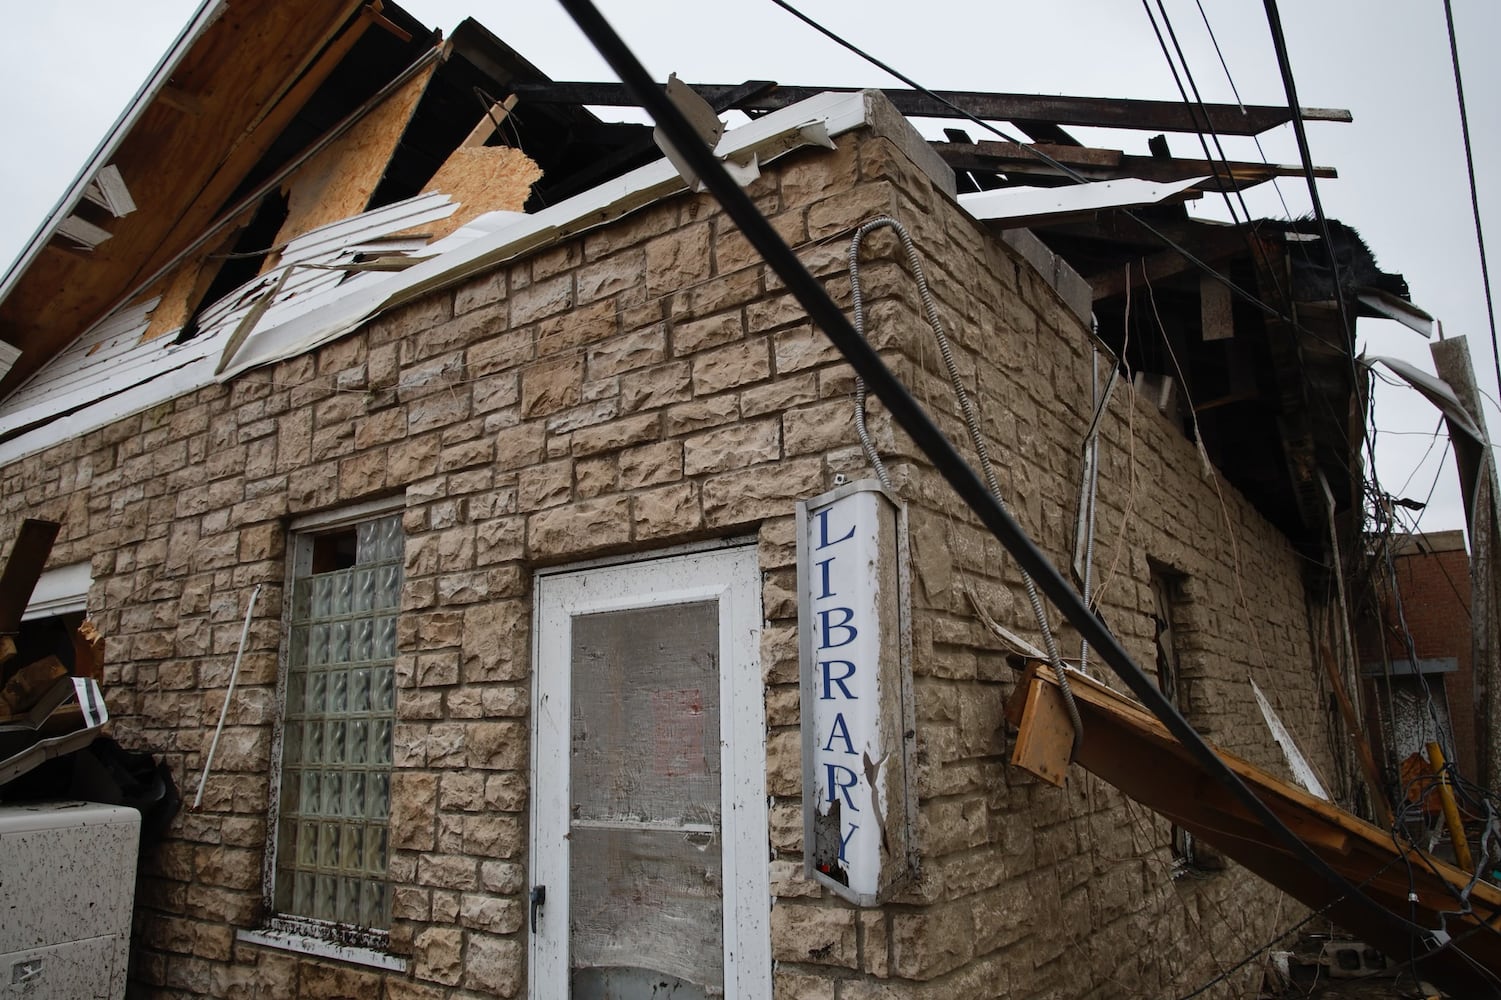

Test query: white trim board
[530,544,770,999]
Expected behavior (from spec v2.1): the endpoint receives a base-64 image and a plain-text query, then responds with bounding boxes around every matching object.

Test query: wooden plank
[0,520,60,634]
[54,215,113,250]
[1200,273,1234,341]
[1088,226,1249,301]
[934,140,1333,186]
[510,82,1351,135]
[462,95,519,147]
[0,0,372,397]
[1190,775,1352,854]
[1319,642,1394,826]
[1014,660,1501,994]
[1010,675,1073,787]
[267,63,438,254]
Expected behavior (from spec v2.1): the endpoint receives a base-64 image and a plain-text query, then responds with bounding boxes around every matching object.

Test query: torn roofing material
[0,2,643,401]
[0,0,1418,566]
[0,92,862,466]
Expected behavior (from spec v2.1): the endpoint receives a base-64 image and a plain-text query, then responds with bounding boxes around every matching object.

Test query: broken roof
[0,0,1418,557]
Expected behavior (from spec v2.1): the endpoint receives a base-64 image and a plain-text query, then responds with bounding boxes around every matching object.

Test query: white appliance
[0,802,139,999]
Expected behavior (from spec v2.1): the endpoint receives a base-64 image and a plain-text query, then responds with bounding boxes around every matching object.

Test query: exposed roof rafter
[509,80,1351,136]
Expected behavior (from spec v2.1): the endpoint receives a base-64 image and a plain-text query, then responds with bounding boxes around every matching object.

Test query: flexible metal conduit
[848,215,1083,753]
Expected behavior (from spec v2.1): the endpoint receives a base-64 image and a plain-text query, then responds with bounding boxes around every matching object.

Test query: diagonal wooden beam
[935,140,1335,188]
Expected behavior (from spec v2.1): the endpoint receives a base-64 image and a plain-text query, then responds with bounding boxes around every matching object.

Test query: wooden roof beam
[508,81,1351,136]
[1086,226,1249,301]
[140,2,389,290]
[936,140,1335,187]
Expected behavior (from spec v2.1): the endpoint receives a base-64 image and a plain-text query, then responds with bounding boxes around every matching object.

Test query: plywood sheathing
[412,145,542,242]
[0,0,370,396]
[134,214,257,344]
[267,63,439,263]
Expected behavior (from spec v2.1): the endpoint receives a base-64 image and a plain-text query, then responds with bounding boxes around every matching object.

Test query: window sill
[236,926,407,972]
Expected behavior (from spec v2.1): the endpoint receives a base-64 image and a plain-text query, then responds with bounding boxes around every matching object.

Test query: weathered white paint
[531,544,769,1000]
[797,481,915,905]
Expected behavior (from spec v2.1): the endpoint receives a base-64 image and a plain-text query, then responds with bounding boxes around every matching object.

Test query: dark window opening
[310,527,358,574]
[175,190,290,344]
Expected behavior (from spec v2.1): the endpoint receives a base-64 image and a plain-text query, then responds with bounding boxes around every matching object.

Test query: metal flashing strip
[958,175,1207,229]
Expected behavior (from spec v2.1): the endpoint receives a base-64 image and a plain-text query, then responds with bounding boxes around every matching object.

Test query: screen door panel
[569,602,723,996]
[531,545,770,1000]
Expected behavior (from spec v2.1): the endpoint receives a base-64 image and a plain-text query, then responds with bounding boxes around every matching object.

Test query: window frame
[246,495,406,967]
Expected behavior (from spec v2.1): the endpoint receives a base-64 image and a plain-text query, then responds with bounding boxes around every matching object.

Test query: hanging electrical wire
[1189,0,1297,225]
[765,0,1324,338]
[847,214,1085,752]
[1441,0,1501,402]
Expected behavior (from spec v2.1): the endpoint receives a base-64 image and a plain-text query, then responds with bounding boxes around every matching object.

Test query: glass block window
[273,510,402,930]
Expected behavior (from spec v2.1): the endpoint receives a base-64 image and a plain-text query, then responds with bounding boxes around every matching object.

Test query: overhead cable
[764,0,1311,335]
[1441,0,1501,405]
[556,0,1432,946]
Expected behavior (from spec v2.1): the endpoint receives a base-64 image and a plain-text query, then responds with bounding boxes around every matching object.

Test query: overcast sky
[0,0,1495,538]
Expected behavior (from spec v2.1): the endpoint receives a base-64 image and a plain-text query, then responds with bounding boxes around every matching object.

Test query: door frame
[529,540,771,998]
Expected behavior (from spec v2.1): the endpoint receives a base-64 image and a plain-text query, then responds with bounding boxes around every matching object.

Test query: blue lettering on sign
[819,660,857,700]
[808,496,885,887]
[822,712,857,755]
[815,556,837,600]
[818,607,858,648]
[814,507,856,550]
[839,822,861,862]
[825,763,860,811]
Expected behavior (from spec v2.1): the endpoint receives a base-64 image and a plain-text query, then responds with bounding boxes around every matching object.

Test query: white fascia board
[0,351,219,467]
[0,0,226,304]
[216,91,866,380]
[23,561,92,621]
[959,176,1207,228]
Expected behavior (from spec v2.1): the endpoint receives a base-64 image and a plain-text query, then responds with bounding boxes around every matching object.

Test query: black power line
[1442,0,1501,408]
[556,0,1432,950]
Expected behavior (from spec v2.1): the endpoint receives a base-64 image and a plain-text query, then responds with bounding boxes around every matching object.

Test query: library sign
[796,480,915,905]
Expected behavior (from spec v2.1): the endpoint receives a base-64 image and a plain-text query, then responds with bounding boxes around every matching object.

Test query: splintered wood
[415,145,542,242]
[269,64,438,257]
[1006,663,1073,787]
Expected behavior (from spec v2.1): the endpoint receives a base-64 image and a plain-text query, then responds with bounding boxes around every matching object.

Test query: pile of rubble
[0,519,110,786]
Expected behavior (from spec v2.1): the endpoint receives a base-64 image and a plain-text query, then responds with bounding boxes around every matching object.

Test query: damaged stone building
[2,1,1492,998]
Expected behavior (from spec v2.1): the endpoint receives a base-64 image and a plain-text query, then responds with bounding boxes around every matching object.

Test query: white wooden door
[530,545,770,999]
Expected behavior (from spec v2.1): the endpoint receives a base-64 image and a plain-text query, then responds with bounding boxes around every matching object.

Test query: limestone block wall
[0,111,1337,1000]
